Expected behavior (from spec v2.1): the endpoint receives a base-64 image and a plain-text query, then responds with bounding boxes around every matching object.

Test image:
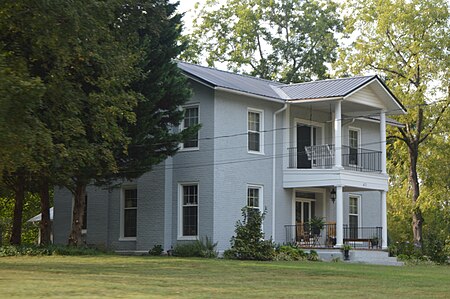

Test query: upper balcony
[288,144,382,173]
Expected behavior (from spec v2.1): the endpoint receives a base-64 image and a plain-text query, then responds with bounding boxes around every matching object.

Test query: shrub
[223,207,274,261]
[173,237,218,258]
[149,245,164,256]
[274,245,307,261]
[0,245,107,257]
[307,250,320,261]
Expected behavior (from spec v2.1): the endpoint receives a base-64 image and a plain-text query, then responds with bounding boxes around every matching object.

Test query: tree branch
[418,100,450,144]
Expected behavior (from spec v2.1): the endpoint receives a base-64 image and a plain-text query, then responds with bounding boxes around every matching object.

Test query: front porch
[284,223,383,250]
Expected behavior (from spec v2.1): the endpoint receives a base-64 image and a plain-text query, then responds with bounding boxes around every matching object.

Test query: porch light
[330,188,336,204]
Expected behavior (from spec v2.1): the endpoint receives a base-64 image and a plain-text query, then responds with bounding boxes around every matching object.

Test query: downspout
[272,103,288,242]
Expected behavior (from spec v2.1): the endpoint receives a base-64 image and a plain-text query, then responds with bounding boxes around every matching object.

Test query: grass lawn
[0,256,449,298]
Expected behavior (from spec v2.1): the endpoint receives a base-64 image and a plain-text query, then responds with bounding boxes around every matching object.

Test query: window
[179,184,198,238]
[349,195,360,239]
[82,194,87,231]
[248,109,263,153]
[349,128,360,166]
[182,105,199,149]
[247,187,261,209]
[123,188,137,238]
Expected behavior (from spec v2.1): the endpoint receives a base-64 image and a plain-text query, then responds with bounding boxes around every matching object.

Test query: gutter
[287,96,343,104]
[272,103,288,242]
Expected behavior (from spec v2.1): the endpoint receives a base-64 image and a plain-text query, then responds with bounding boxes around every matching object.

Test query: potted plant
[308,216,325,236]
[341,244,352,260]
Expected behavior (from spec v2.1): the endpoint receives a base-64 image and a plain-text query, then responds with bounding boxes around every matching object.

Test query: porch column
[335,186,344,248]
[381,190,388,249]
[380,110,387,174]
[334,101,342,168]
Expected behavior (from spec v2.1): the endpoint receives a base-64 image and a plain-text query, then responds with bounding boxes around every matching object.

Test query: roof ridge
[176,60,286,86]
[278,75,377,89]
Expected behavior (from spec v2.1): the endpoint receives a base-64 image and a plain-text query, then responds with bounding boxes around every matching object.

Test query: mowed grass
[0,256,449,298]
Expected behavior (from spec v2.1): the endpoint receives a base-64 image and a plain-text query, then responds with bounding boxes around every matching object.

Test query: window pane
[248,111,261,152]
[183,206,198,236]
[247,188,259,208]
[183,107,199,148]
[349,197,358,214]
[248,132,260,151]
[182,185,198,237]
[125,189,137,208]
[124,209,137,237]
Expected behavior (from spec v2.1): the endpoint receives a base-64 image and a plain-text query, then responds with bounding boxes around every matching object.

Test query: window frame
[348,126,361,166]
[178,182,199,240]
[247,184,263,210]
[247,108,264,154]
[180,104,200,151]
[119,186,137,241]
[348,194,362,238]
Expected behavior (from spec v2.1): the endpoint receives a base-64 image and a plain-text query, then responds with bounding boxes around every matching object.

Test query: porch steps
[309,249,404,266]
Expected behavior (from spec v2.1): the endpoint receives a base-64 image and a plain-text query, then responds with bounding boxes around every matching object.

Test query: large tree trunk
[68,181,86,246]
[39,177,52,245]
[10,173,25,245]
[408,144,423,249]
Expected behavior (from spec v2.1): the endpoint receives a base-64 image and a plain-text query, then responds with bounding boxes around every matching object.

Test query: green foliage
[173,237,218,258]
[274,245,307,261]
[307,250,320,261]
[337,0,450,250]
[0,193,41,245]
[224,207,275,261]
[0,245,107,257]
[149,245,164,256]
[183,0,342,83]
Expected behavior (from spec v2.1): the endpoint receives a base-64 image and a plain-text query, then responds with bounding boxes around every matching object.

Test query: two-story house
[53,61,405,255]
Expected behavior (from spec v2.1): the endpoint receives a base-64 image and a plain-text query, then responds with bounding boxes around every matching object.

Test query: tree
[1,0,139,246]
[113,0,198,179]
[182,0,342,83]
[338,0,450,249]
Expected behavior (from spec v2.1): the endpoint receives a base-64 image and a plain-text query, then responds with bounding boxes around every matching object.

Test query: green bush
[173,237,218,258]
[274,245,307,261]
[0,245,107,257]
[223,207,275,261]
[424,230,449,264]
[149,244,164,256]
[307,250,320,261]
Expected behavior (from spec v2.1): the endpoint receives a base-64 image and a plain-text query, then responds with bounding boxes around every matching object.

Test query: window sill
[177,235,198,241]
[179,147,199,152]
[118,237,137,242]
[248,150,265,155]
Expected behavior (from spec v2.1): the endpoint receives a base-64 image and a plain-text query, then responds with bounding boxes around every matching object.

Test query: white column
[380,111,387,174]
[381,190,388,249]
[334,101,342,168]
[335,186,344,248]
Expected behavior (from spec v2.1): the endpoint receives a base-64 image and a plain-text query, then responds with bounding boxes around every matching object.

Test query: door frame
[294,118,325,168]
[291,188,327,225]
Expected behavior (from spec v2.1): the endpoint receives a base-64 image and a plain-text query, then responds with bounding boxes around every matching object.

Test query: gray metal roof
[177,61,405,114]
[177,61,286,100]
[278,76,376,100]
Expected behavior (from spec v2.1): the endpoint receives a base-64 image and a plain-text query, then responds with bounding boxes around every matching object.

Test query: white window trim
[247,184,263,211]
[247,108,264,155]
[119,185,137,241]
[348,126,361,167]
[180,104,200,151]
[348,194,362,228]
[178,182,199,241]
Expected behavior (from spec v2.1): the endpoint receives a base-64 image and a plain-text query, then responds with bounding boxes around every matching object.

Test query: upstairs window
[182,105,199,149]
[248,109,263,153]
[349,128,360,166]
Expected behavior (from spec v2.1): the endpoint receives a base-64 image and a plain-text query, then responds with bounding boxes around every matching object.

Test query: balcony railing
[288,144,381,172]
[284,223,382,249]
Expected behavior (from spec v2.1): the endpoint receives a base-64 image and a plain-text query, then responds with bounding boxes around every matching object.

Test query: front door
[297,125,311,168]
